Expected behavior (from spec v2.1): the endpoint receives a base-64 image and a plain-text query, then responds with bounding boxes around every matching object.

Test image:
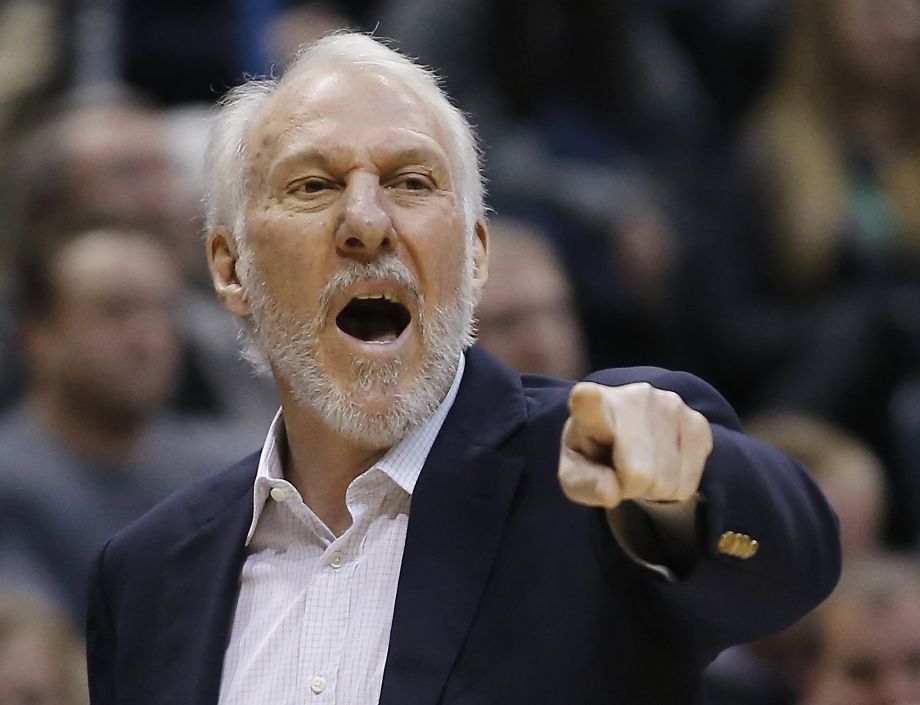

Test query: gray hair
[202,32,485,244]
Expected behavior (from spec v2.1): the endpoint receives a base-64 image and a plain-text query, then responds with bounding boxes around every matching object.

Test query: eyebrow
[268,136,452,185]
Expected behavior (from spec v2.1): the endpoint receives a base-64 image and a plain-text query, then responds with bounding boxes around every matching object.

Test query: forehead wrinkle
[265,127,452,188]
[366,134,452,171]
[267,141,354,185]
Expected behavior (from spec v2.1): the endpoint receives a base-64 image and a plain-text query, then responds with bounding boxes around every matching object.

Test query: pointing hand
[558,381,713,509]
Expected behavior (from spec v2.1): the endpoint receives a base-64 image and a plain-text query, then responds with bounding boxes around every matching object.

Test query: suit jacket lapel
[158,457,257,705]
[379,348,528,705]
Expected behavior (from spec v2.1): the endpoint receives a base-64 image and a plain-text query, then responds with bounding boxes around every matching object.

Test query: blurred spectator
[800,554,920,705]
[3,96,278,439]
[749,0,920,296]
[0,592,87,705]
[0,222,247,620]
[11,95,202,283]
[477,218,587,379]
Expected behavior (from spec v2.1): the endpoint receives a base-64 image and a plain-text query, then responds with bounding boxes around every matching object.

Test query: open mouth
[335,294,411,343]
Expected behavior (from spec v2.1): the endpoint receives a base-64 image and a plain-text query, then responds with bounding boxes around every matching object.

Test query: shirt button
[329,552,344,569]
[269,487,288,502]
[310,675,327,694]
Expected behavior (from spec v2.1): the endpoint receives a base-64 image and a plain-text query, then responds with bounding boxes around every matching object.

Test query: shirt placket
[296,473,389,703]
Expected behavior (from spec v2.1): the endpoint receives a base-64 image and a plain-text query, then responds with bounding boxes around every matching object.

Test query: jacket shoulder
[103,452,258,559]
[521,366,741,430]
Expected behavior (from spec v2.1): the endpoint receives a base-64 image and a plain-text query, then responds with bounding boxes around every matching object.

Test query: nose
[336,173,397,261]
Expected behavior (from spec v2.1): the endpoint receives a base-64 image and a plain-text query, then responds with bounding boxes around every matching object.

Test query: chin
[285,354,447,450]
[345,382,406,415]
[326,390,424,450]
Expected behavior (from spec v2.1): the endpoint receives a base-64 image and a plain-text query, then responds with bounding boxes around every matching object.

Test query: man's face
[477,229,586,380]
[31,232,181,425]
[808,592,920,705]
[225,67,486,447]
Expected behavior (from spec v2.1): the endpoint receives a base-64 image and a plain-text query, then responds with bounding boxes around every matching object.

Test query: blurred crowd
[1,0,920,703]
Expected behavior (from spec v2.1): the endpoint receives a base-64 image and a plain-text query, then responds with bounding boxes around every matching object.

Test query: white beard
[238,250,477,448]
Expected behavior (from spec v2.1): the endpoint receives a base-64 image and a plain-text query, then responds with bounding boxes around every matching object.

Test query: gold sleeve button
[718,531,759,559]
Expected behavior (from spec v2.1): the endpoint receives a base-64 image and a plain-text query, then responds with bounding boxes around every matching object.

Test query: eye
[299,177,333,194]
[388,173,434,191]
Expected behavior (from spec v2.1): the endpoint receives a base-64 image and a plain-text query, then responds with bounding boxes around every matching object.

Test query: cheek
[405,209,469,300]
[430,242,467,295]
[246,212,331,301]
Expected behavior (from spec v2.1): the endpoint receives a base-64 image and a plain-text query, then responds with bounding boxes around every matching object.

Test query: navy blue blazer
[87,347,840,705]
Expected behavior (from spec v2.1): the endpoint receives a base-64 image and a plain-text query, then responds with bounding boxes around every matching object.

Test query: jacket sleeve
[586,367,842,667]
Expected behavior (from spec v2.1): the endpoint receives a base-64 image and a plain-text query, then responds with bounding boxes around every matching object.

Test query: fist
[558,381,713,509]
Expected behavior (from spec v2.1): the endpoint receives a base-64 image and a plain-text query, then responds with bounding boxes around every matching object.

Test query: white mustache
[315,258,423,328]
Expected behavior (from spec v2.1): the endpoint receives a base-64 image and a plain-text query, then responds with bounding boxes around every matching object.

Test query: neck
[279,393,390,536]
[28,387,146,465]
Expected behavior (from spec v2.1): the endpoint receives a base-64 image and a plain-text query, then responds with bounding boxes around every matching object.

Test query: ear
[207,226,252,317]
[471,218,489,304]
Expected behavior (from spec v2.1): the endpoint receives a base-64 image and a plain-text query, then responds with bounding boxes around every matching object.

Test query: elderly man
[86,33,840,705]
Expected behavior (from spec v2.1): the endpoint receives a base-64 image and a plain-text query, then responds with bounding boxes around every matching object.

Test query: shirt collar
[246,354,466,545]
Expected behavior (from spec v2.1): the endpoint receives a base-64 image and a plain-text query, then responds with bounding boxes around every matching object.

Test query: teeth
[354,293,397,302]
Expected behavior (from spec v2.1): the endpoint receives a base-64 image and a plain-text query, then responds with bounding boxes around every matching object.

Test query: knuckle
[619,462,655,496]
[557,456,579,483]
[657,389,683,416]
[687,410,714,451]
[633,381,653,399]
[663,389,683,407]
[619,381,650,402]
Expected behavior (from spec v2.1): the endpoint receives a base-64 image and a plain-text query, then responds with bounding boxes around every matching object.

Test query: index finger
[565,382,616,462]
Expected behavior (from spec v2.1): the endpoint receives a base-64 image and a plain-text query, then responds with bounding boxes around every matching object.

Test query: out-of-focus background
[1,1,920,703]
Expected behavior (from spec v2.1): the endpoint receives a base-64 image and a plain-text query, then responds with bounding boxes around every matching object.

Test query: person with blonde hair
[751,0,920,293]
